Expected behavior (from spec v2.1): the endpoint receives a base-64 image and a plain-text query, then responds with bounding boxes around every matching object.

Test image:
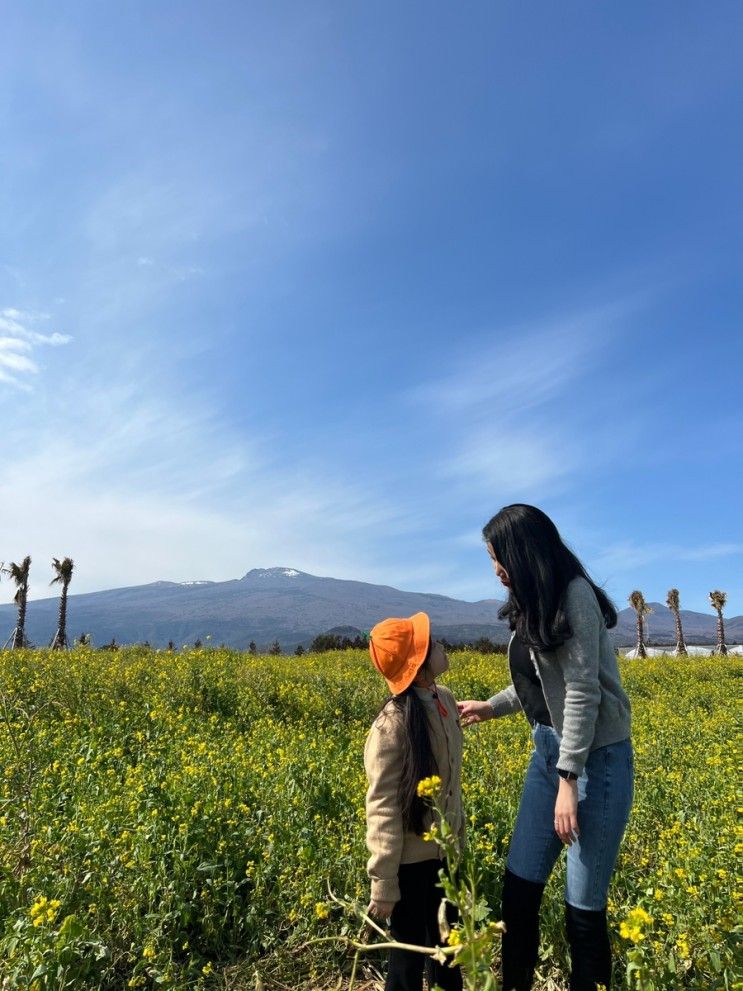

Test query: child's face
[428,641,449,677]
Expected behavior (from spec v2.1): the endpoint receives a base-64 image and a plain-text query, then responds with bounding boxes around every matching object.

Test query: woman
[458,505,633,991]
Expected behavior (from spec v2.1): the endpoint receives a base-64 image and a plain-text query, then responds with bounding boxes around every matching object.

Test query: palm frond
[666,588,680,611]
[2,557,31,587]
[50,556,74,585]
[629,590,645,612]
[709,590,727,611]
[629,590,652,616]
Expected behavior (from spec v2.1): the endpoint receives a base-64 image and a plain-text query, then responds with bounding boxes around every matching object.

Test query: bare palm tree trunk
[636,611,647,659]
[51,581,69,649]
[12,588,28,649]
[672,607,687,656]
[715,609,727,655]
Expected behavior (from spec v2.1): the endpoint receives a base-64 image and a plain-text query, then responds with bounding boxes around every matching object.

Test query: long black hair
[483,504,617,651]
[378,651,437,835]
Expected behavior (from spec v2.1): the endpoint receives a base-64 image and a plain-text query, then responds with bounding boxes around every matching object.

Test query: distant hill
[0,568,508,650]
[1,569,739,650]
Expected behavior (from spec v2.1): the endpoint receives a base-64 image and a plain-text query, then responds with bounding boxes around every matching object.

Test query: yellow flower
[202,961,213,975]
[676,933,691,960]
[142,945,156,960]
[314,901,330,920]
[416,775,442,799]
[447,927,463,946]
[619,907,653,944]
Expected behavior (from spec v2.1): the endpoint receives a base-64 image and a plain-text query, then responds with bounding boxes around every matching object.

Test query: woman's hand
[554,778,580,845]
[457,700,494,727]
[367,899,395,921]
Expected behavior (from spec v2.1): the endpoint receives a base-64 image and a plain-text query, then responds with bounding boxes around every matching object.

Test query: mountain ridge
[1,567,740,650]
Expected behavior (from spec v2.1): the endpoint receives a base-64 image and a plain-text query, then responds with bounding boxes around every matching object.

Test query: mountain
[1,570,739,650]
[0,567,508,650]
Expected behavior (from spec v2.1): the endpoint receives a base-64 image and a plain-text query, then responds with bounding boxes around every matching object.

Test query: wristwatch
[557,768,578,781]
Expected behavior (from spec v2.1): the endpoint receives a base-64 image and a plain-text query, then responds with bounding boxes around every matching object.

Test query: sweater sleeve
[555,579,603,777]
[487,683,523,718]
[364,711,404,903]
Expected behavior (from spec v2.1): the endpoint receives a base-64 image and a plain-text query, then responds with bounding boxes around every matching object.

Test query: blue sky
[1,2,741,618]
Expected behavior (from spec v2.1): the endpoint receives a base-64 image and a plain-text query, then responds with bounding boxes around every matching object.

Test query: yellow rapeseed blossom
[416,775,442,799]
[0,645,737,989]
[619,907,653,943]
[676,932,691,960]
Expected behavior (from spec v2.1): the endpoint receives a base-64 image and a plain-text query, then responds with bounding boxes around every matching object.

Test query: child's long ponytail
[388,685,438,834]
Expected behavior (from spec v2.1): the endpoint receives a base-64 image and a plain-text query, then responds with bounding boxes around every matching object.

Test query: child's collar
[412,681,448,717]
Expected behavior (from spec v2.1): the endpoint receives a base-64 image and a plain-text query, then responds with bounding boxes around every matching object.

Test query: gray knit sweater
[488,577,631,777]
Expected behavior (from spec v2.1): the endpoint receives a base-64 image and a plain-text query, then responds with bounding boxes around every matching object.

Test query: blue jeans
[506,723,634,911]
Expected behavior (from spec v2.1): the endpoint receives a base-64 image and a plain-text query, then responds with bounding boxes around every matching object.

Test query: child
[364,612,464,991]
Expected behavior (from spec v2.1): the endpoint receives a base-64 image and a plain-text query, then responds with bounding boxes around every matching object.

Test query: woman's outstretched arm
[458,684,521,726]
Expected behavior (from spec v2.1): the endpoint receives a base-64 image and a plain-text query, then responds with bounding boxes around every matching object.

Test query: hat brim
[385,612,431,695]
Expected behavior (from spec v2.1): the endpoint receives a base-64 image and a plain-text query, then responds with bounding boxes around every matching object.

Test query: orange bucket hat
[368,612,430,695]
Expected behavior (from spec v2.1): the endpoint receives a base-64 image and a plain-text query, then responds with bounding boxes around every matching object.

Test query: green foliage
[0,647,738,989]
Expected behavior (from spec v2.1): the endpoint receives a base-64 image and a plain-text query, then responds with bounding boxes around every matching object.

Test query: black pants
[386,859,463,991]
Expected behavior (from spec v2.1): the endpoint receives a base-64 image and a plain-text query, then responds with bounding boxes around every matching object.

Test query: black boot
[500,869,545,991]
[565,902,612,991]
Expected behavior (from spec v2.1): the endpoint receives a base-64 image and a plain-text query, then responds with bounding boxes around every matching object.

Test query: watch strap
[557,768,578,781]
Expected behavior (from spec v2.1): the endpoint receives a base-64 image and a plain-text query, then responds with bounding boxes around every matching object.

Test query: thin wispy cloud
[0,309,72,389]
[410,298,637,500]
[0,361,430,600]
[410,300,631,418]
[444,429,576,497]
[593,540,743,574]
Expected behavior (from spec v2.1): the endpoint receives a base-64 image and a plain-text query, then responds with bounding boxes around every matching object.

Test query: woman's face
[486,542,511,589]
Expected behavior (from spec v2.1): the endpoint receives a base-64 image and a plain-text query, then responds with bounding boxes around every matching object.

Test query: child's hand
[457,700,494,726]
[367,899,394,921]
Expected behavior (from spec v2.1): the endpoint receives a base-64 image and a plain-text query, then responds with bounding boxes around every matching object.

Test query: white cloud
[444,431,575,496]
[410,300,636,500]
[0,308,72,389]
[0,365,430,601]
[592,540,743,573]
[410,300,628,418]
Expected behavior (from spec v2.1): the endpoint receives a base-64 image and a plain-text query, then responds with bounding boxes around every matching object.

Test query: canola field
[0,647,739,990]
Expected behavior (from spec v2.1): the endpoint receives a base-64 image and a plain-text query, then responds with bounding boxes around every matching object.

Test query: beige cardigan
[363,683,464,903]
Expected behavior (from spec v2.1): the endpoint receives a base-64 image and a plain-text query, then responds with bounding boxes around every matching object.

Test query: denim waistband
[532,721,560,760]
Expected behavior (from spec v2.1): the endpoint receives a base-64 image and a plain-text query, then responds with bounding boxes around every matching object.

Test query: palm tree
[665,588,687,656]
[2,556,32,649]
[50,557,74,650]
[628,590,652,659]
[709,590,728,656]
